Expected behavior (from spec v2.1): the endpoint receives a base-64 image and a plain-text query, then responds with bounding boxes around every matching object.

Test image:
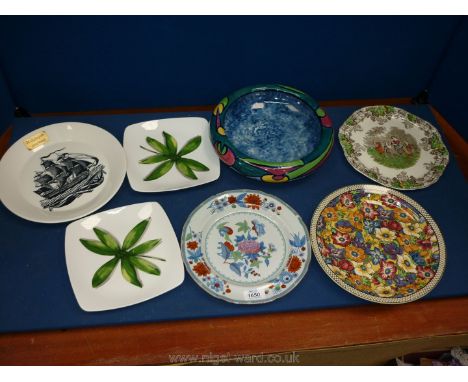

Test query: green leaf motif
[176,160,197,179]
[122,218,150,251]
[236,220,250,233]
[93,227,120,250]
[139,154,170,164]
[140,132,209,182]
[129,239,162,256]
[92,257,120,288]
[181,158,209,172]
[146,137,169,154]
[144,160,174,181]
[79,239,116,256]
[163,131,178,154]
[121,258,142,287]
[129,257,161,276]
[177,136,201,156]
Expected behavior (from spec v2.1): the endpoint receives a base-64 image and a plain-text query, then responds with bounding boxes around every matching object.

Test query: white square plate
[65,202,184,312]
[123,117,220,192]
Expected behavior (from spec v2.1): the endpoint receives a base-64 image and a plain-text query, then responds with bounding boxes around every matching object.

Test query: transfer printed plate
[310,184,446,304]
[339,106,449,190]
[0,122,126,223]
[181,190,311,304]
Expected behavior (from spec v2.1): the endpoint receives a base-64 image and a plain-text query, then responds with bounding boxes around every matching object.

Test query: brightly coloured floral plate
[310,184,446,304]
[339,106,449,190]
[181,190,311,304]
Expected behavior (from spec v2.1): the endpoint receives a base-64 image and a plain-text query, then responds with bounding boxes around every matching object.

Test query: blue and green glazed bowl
[210,84,334,183]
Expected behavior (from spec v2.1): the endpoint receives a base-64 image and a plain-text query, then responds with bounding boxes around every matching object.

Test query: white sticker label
[245,289,262,300]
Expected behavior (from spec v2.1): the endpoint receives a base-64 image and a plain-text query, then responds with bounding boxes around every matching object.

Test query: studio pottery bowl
[209,84,334,183]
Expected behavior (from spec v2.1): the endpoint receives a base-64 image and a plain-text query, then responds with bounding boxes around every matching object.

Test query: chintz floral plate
[124,117,220,192]
[65,202,184,311]
[181,190,311,304]
[310,184,446,304]
[339,106,449,190]
[0,122,126,223]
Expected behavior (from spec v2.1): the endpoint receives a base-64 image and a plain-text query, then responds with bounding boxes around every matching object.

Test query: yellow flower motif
[401,222,423,237]
[345,245,366,263]
[397,285,419,296]
[372,284,396,298]
[352,261,376,279]
[349,211,364,230]
[322,207,338,223]
[394,208,416,223]
[328,265,348,279]
[375,227,396,242]
[397,254,417,273]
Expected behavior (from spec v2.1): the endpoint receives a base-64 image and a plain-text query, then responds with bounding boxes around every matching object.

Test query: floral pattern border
[338,106,449,190]
[310,184,446,304]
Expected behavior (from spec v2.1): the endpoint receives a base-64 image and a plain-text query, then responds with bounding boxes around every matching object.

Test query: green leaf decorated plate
[181,190,311,304]
[339,106,449,190]
[310,184,446,304]
[65,202,184,311]
[123,117,220,192]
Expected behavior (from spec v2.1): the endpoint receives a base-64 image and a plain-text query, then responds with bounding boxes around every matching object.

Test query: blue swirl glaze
[223,90,321,162]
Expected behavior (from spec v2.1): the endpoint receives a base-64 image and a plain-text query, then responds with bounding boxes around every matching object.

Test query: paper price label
[24,131,48,150]
[245,289,262,300]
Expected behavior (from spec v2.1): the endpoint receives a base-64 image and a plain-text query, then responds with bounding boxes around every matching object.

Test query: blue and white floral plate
[181,190,311,304]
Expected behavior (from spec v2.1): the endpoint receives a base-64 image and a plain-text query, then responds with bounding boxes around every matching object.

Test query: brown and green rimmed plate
[339,106,449,190]
[310,184,446,304]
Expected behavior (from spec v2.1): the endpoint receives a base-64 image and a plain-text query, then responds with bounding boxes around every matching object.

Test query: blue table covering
[1,105,467,333]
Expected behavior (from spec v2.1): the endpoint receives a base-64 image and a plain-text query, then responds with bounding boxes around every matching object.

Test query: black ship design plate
[0,122,126,223]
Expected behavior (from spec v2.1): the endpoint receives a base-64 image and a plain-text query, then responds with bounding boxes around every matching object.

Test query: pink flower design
[339,193,355,208]
[332,231,351,247]
[381,194,401,209]
[417,266,435,280]
[379,260,397,280]
[237,240,260,254]
[362,202,378,219]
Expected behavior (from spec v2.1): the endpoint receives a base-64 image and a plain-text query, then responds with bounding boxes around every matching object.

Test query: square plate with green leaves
[65,202,184,311]
[124,117,220,192]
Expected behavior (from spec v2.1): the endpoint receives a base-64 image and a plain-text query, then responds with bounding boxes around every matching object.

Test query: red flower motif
[381,194,401,209]
[228,195,237,204]
[381,220,403,231]
[187,241,198,250]
[338,259,354,272]
[224,241,235,252]
[418,239,432,250]
[424,225,435,236]
[417,266,435,279]
[339,193,355,208]
[332,231,351,247]
[318,237,330,257]
[379,260,397,280]
[193,262,210,277]
[287,256,302,273]
[362,202,379,219]
[244,194,262,209]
